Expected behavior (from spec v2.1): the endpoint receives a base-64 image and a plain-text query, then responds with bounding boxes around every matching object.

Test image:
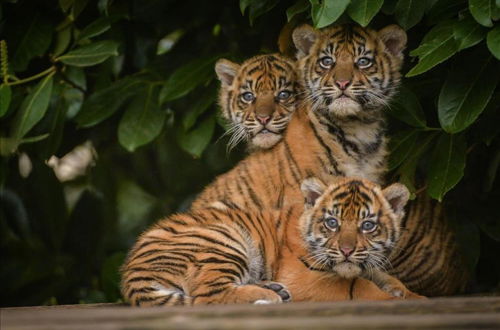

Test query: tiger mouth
[255,128,279,135]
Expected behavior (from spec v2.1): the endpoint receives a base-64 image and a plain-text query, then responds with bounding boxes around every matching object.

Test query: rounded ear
[382,183,410,217]
[292,24,318,59]
[215,59,240,86]
[301,177,326,208]
[377,25,407,58]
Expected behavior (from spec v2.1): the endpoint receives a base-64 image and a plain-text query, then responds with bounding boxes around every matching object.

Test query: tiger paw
[382,284,425,299]
[259,281,292,303]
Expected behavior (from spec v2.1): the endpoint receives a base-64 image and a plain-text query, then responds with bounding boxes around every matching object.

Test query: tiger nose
[257,115,271,125]
[335,79,351,90]
[340,246,354,257]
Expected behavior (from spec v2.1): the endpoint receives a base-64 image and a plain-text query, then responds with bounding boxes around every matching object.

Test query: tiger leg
[366,270,426,299]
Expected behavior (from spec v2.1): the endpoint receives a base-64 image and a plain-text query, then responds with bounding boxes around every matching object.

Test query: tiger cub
[121,177,416,306]
[215,54,299,150]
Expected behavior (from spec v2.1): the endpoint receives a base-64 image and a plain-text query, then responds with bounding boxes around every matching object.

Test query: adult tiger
[191,23,467,296]
[215,54,299,150]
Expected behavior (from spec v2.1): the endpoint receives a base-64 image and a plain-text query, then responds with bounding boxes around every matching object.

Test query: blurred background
[0,0,499,307]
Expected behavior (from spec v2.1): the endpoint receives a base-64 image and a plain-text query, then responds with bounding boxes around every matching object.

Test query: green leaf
[10,15,53,71]
[453,15,488,50]
[347,0,383,27]
[427,133,467,201]
[53,26,72,57]
[118,86,166,152]
[56,40,119,67]
[394,0,427,30]
[75,76,145,127]
[182,88,216,131]
[77,17,112,41]
[177,115,215,158]
[310,0,350,28]
[487,25,500,60]
[438,52,499,133]
[388,85,427,127]
[242,0,280,25]
[10,73,54,144]
[287,0,310,21]
[0,84,11,118]
[406,21,459,77]
[469,0,494,27]
[388,129,420,170]
[159,56,218,104]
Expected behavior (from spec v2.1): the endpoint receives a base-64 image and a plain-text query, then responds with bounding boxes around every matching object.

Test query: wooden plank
[2,297,500,330]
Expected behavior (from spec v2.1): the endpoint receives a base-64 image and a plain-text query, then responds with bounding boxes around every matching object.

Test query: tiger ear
[301,177,326,208]
[215,59,240,86]
[378,25,407,58]
[382,183,410,218]
[292,24,318,59]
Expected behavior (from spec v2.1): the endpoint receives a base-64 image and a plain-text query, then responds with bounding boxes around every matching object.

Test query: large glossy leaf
[159,56,218,104]
[427,133,467,201]
[453,15,488,50]
[438,52,499,133]
[10,15,53,71]
[182,87,216,131]
[394,0,427,30]
[310,0,350,28]
[0,84,11,118]
[75,76,146,127]
[118,86,166,152]
[56,40,119,67]
[240,0,280,25]
[177,115,215,158]
[469,0,494,27]
[406,21,459,77]
[286,0,310,21]
[387,85,427,127]
[388,129,420,170]
[487,25,500,59]
[77,17,112,40]
[347,0,383,26]
[10,74,54,144]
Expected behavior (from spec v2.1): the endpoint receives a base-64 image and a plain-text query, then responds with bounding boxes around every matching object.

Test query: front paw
[259,281,292,303]
[382,284,426,299]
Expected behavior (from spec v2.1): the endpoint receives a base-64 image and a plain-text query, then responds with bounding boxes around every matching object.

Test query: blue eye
[319,56,334,69]
[361,220,377,232]
[325,218,339,230]
[241,92,255,102]
[357,57,372,68]
[277,90,291,100]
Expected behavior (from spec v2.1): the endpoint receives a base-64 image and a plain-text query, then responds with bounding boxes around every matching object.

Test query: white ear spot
[378,25,407,57]
[382,183,410,217]
[292,24,318,59]
[253,299,274,305]
[215,59,240,86]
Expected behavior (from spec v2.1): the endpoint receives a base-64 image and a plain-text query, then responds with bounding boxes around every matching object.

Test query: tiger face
[215,54,300,150]
[292,24,407,119]
[300,177,409,279]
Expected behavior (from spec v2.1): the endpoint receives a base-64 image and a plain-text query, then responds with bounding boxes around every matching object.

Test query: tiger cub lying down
[121,177,421,306]
[215,54,299,150]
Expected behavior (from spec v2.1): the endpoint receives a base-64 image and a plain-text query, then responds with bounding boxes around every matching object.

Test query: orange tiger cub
[215,54,300,150]
[121,177,418,306]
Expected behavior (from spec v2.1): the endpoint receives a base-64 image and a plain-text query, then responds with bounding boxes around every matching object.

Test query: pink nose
[335,79,351,90]
[340,246,354,257]
[257,115,271,125]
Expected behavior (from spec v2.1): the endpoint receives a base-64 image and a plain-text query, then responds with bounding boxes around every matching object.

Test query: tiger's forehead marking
[319,25,378,58]
[236,55,295,92]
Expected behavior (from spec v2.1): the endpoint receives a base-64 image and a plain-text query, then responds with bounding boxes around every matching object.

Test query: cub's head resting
[292,24,407,120]
[215,54,300,150]
[300,177,410,279]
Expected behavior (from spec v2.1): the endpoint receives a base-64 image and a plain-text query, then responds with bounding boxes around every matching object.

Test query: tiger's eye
[357,57,372,68]
[361,220,377,232]
[277,90,292,100]
[325,217,339,230]
[319,56,334,69]
[241,92,255,102]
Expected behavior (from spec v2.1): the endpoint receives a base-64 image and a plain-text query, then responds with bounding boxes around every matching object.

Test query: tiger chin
[299,177,422,298]
[215,54,300,151]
